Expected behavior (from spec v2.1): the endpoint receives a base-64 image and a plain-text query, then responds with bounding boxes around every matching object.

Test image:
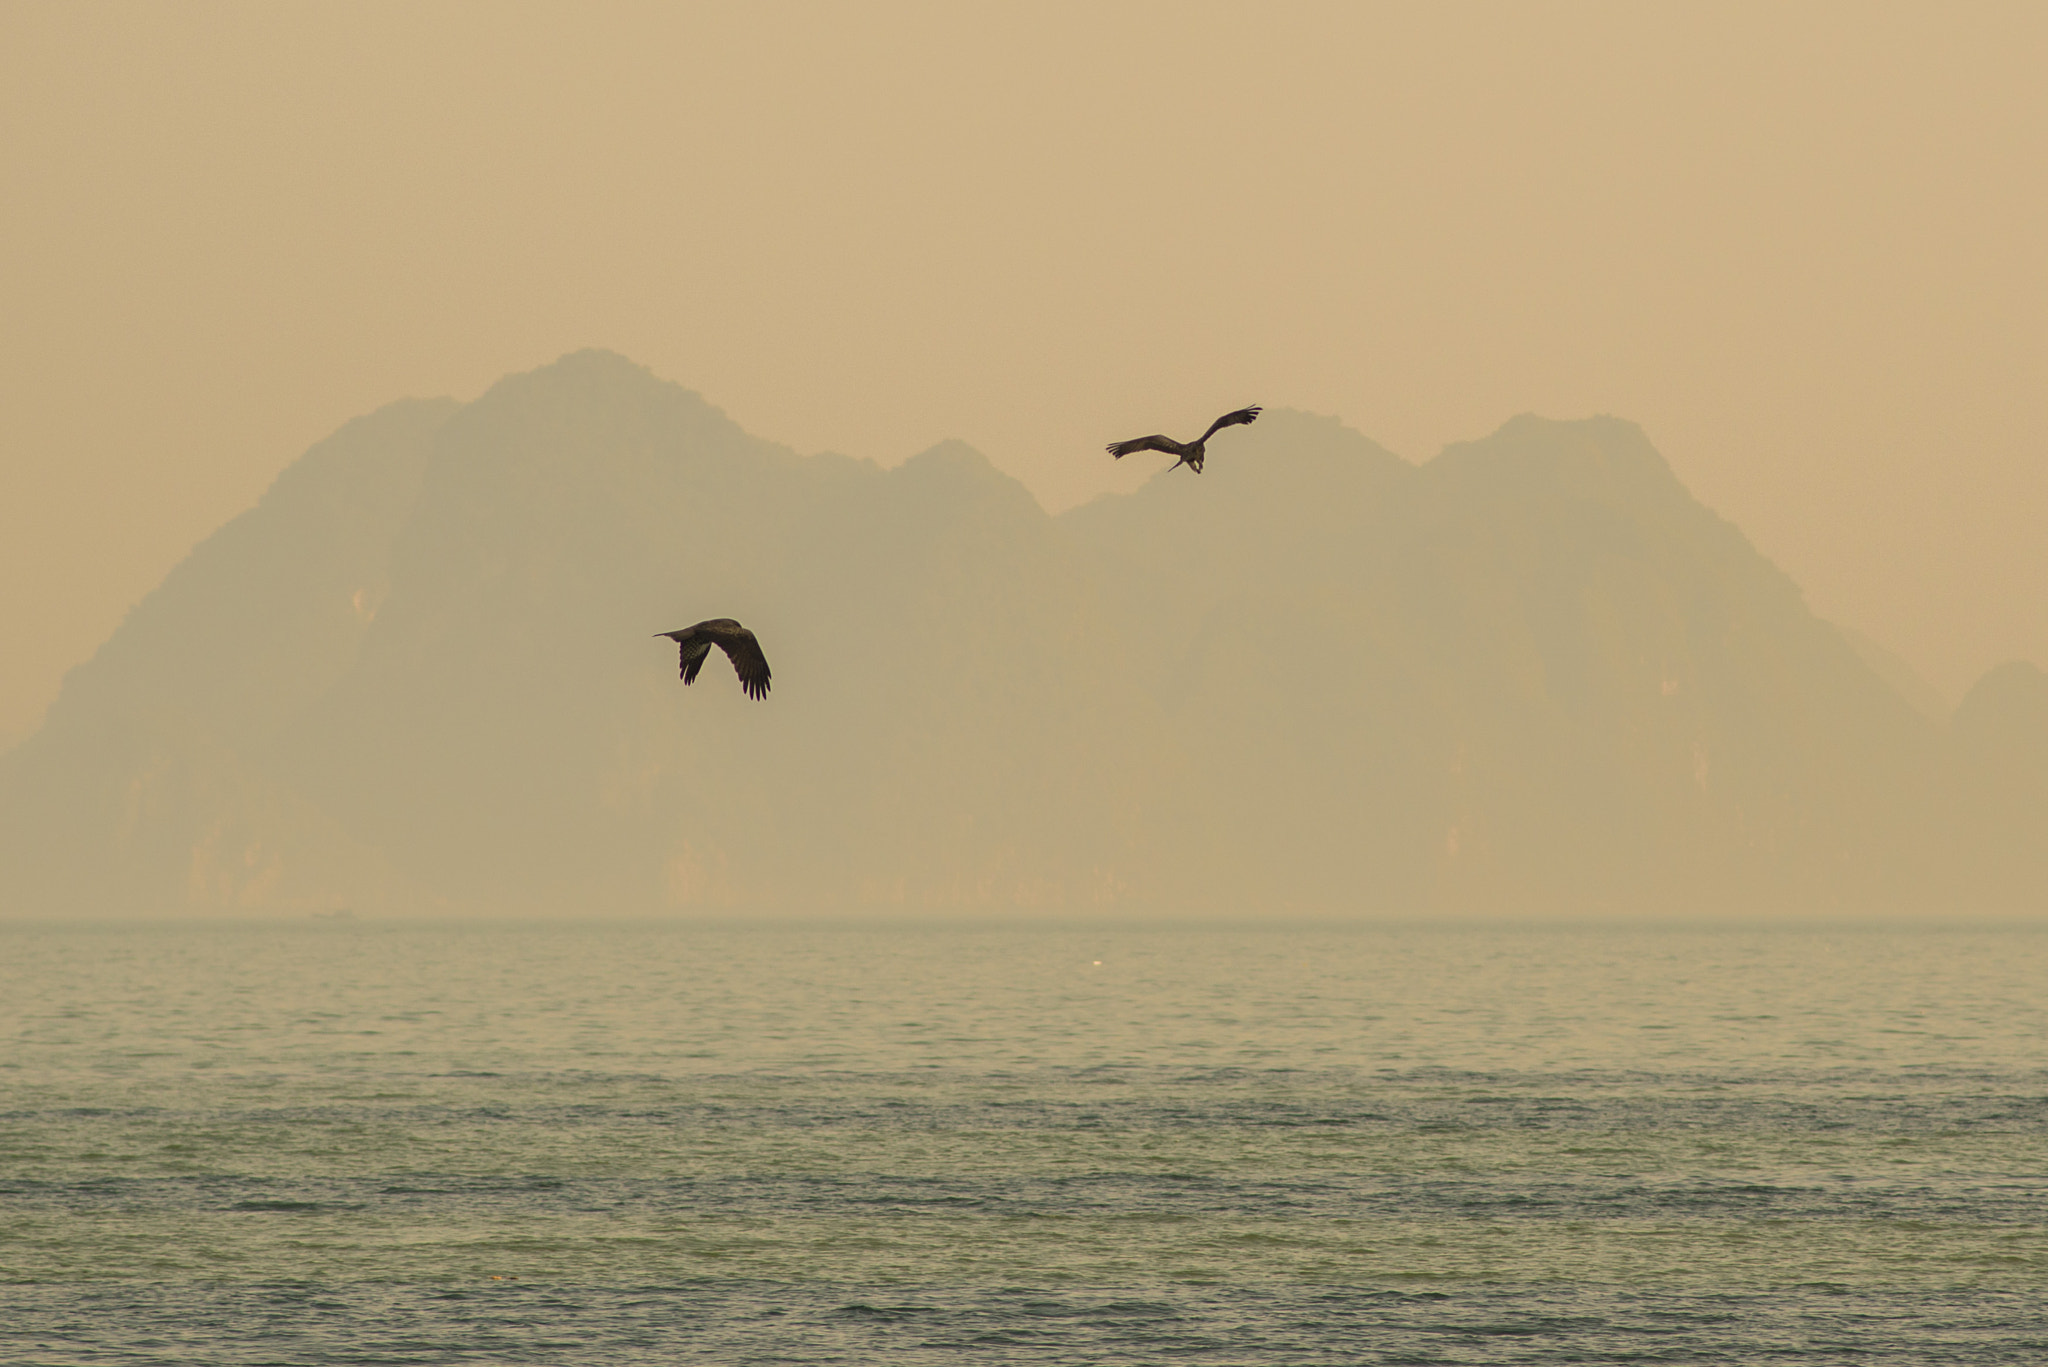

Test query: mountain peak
[1432,413,1682,500]
[892,439,1043,514]
[465,349,738,433]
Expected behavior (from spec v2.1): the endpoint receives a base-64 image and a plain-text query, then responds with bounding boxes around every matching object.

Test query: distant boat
[1107,406,1261,474]
[655,619,772,700]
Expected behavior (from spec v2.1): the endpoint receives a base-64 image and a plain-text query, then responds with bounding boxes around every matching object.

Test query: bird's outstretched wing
[1197,406,1261,442]
[676,637,714,685]
[657,624,717,684]
[1107,434,1191,460]
[715,629,772,700]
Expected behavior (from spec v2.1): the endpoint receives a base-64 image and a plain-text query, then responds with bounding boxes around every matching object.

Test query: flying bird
[655,619,772,699]
[1106,406,1261,474]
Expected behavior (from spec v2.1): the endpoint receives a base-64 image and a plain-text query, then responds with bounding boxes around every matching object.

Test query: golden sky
[3,1,2044,745]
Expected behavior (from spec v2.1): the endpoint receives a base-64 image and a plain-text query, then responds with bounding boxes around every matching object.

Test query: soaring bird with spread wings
[1106,406,1261,474]
[655,619,772,700]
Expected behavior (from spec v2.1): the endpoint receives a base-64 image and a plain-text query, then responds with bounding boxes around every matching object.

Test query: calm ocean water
[2,921,2045,1364]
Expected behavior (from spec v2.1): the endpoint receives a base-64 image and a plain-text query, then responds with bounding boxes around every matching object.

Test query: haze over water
[8,7,2047,1362]
[6,921,2045,1363]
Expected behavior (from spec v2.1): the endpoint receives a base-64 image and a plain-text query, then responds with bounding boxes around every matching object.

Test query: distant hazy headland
[4,351,2042,918]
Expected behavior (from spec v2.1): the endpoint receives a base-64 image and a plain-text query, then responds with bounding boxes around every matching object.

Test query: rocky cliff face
[0,397,454,912]
[1,351,2034,917]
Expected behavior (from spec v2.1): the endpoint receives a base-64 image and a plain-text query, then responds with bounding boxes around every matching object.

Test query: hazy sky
[4,1,2044,745]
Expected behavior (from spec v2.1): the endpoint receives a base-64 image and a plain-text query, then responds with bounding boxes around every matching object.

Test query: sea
[2,920,2044,1365]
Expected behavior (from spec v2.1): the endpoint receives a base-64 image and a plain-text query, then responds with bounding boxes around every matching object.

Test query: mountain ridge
[2,351,2034,917]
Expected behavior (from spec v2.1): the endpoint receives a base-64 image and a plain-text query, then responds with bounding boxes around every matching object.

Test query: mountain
[1838,625,1950,724]
[2,353,1197,915]
[0,397,454,913]
[1949,661,2048,911]
[1066,411,1950,914]
[1,351,2037,918]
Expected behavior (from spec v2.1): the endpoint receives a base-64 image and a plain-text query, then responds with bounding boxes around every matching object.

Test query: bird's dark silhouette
[655,619,772,699]
[1106,406,1261,474]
